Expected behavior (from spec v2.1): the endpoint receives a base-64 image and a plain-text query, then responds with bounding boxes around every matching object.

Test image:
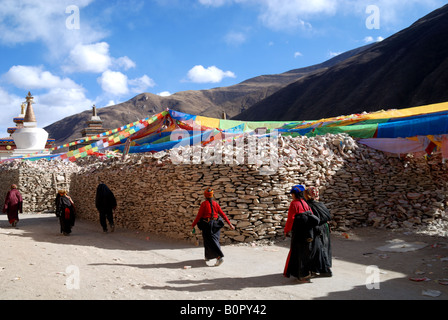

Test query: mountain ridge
[45,44,372,144]
[234,4,448,122]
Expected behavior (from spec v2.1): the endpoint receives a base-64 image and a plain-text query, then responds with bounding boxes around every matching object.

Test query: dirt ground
[1,213,447,302]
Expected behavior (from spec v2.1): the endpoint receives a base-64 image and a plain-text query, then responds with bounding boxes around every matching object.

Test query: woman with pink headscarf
[3,184,23,227]
[305,186,333,277]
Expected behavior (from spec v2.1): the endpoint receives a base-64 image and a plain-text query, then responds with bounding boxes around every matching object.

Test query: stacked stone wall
[1,134,447,241]
[0,161,77,213]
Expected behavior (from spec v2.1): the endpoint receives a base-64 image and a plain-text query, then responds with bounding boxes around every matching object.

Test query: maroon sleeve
[17,191,23,213]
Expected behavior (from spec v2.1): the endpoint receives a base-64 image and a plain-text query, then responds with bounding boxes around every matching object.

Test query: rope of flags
[3,99,448,163]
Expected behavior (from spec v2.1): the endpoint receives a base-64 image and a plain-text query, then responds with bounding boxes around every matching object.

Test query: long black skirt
[60,208,75,235]
[310,224,332,273]
[284,231,313,279]
[201,227,224,260]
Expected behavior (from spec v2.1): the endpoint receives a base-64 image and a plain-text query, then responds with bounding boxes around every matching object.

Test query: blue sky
[0,0,445,136]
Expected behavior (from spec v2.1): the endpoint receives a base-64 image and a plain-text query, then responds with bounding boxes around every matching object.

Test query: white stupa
[10,92,50,157]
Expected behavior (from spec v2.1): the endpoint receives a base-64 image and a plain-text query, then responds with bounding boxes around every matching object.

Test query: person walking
[95,183,117,233]
[283,185,319,282]
[3,184,23,228]
[192,188,235,266]
[55,190,76,236]
[305,186,333,277]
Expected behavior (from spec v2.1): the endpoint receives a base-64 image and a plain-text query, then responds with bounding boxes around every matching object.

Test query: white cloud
[1,66,94,129]
[256,0,336,30]
[328,51,342,58]
[0,86,93,132]
[98,71,155,96]
[64,42,137,74]
[0,1,150,134]
[104,100,116,107]
[0,2,135,75]
[4,65,81,90]
[36,88,94,128]
[294,51,303,58]
[0,0,104,59]
[224,31,247,46]
[114,56,137,71]
[186,65,236,83]
[129,75,156,93]
[363,36,385,43]
[198,0,445,32]
[349,0,442,28]
[364,36,374,43]
[64,42,112,73]
[199,0,337,31]
[0,87,23,137]
[158,91,172,97]
[98,70,129,96]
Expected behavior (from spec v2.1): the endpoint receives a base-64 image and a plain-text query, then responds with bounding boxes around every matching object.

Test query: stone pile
[1,133,447,242]
[0,159,78,213]
[69,133,448,242]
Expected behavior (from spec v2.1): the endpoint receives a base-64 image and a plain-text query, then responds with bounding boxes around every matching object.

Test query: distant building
[69,105,108,151]
[0,92,55,159]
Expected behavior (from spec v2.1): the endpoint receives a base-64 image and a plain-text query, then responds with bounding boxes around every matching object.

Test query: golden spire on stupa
[24,91,37,123]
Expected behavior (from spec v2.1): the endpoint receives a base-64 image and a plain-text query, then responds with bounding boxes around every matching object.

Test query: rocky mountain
[46,4,448,145]
[44,45,372,145]
[235,4,448,122]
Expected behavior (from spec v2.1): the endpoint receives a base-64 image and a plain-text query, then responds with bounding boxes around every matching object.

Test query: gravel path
[1,213,447,304]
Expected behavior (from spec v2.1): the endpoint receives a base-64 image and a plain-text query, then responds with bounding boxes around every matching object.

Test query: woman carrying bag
[192,188,235,266]
[283,185,320,282]
[55,190,76,236]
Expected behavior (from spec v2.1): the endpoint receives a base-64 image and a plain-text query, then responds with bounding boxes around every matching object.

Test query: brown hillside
[235,4,448,122]
[45,45,371,144]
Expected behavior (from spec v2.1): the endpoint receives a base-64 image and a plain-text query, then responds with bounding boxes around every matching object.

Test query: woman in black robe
[305,186,333,277]
[95,183,117,233]
[55,190,76,236]
[283,185,320,282]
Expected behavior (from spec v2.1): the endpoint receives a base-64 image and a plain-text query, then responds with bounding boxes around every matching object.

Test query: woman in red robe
[3,184,23,227]
[283,185,319,282]
[192,188,235,266]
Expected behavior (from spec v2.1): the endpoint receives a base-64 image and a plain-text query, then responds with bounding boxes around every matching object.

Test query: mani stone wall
[1,133,447,242]
[0,160,77,213]
[69,133,448,242]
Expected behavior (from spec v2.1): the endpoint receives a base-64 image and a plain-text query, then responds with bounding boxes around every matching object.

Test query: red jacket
[284,199,312,234]
[192,200,231,228]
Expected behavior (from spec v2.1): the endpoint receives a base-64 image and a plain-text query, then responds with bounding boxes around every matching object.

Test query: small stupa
[7,103,26,135]
[9,92,51,156]
[69,105,108,151]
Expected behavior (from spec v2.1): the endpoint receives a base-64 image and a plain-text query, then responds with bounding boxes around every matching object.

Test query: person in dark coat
[55,190,76,236]
[192,188,235,266]
[95,183,117,233]
[283,185,320,282]
[305,186,333,277]
[3,184,23,227]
